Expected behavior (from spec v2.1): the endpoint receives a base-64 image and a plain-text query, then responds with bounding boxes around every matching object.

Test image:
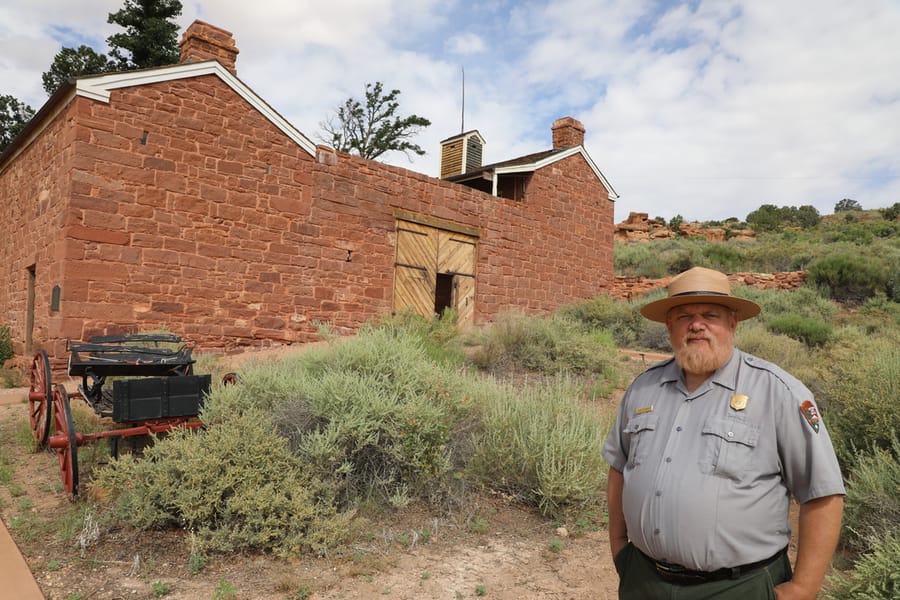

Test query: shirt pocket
[623,414,658,468]
[701,417,760,480]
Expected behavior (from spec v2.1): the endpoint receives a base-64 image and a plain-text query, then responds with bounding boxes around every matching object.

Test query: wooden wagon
[28,334,211,497]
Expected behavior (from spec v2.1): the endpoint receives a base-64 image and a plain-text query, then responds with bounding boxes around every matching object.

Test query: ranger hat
[639,266,761,323]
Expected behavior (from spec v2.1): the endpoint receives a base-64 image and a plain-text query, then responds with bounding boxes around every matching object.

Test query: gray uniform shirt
[603,349,845,571]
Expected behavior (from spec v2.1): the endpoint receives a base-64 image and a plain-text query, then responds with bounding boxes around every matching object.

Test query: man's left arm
[775,494,844,600]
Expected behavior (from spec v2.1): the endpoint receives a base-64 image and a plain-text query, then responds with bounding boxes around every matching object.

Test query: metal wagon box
[112,375,212,423]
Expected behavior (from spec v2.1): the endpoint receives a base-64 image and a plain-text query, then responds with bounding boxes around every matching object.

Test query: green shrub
[766,315,833,347]
[559,294,645,347]
[633,289,674,351]
[869,220,899,239]
[734,322,814,381]
[661,246,697,274]
[820,339,898,469]
[747,204,822,231]
[615,242,669,278]
[823,220,899,244]
[210,325,478,508]
[826,223,874,245]
[807,252,897,304]
[835,199,864,213]
[634,321,671,352]
[825,529,900,600]
[287,368,465,506]
[1,368,26,388]
[372,308,465,366]
[858,295,900,328]
[880,202,900,221]
[464,312,619,378]
[668,214,684,233]
[742,235,818,272]
[701,243,745,273]
[90,411,353,556]
[469,379,610,518]
[735,286,837,324]
[0,326,12,364]
[840,435,900,556]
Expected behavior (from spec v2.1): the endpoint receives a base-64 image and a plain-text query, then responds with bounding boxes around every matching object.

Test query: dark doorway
[434,273,454,317]
[25,265,36,353]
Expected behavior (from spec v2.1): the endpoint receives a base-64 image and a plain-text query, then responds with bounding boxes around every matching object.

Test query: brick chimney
[179,20,239,76]
[551,116,585,149]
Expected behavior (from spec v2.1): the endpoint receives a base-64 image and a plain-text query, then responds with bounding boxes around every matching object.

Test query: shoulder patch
[800,400,820,433]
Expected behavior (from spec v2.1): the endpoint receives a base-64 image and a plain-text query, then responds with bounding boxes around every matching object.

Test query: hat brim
[640,294,761,323]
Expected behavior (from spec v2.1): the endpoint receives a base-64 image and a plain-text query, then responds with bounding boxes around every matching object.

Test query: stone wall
[312,148,615,328]
[610,271,807,301]
[0,101,78,357]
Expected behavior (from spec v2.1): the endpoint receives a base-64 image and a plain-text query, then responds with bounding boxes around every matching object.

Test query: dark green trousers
[614,543,792,600]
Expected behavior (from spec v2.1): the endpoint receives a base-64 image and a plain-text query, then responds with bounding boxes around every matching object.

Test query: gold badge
[730,394,749,411]
[635,405,654,415]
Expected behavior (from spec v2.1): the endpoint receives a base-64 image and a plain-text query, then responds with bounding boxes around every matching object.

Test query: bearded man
[603,267,845,600]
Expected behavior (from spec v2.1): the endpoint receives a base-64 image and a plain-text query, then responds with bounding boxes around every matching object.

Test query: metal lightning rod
[460,65,465,133]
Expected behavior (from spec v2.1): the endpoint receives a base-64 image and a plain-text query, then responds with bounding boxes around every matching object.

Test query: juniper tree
[319,82,431,161]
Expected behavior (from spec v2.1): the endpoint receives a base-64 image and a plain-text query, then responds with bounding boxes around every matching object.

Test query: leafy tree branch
[319,82,431,161]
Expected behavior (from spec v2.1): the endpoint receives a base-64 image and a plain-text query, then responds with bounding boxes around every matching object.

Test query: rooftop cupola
[439,130,486,179]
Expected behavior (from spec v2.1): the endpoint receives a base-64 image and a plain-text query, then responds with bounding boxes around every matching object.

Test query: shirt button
[676,426,683,432]
[654,529,660,535]
[655,490,662,496]
[665,457,672,463]
[727,431,734,438]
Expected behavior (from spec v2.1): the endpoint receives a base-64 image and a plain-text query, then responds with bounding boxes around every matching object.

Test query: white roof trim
[440,129,486,146]
[75,60,317,156]
[493,146,619,200]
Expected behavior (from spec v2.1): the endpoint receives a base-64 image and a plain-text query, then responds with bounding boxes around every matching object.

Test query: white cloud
[445,32,487,55]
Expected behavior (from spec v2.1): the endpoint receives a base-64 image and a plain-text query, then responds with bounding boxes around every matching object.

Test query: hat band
[671,290,730,298]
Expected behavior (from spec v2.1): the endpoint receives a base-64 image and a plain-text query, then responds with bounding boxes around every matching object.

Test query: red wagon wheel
[50,384,79,498]
[29,350,53,447]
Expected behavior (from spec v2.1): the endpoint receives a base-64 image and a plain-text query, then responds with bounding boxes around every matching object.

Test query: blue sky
[2,0,899,223]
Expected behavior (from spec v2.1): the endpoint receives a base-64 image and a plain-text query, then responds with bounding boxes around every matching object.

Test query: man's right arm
[607,467,628,558]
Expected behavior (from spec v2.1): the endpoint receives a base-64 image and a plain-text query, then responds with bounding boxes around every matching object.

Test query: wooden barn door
[393,219,477,326]
[437,231,476,325]
[394,222,437,319]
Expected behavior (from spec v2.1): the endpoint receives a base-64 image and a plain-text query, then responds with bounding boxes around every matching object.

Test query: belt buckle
[654,561,708,585]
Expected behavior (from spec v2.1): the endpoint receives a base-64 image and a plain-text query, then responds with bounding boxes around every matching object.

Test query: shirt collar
[710,349,740,391]
[658,348,741,392]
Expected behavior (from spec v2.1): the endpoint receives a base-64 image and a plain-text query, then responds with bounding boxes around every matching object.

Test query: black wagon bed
[67,333,208,422]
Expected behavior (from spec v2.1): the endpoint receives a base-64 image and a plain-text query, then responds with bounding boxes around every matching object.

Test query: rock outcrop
[615,212,756,242]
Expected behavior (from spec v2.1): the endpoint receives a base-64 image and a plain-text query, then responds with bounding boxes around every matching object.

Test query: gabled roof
[1,60,316,171]
[75,60,317,156]
[440,129,486,146]
[446,145,619,201]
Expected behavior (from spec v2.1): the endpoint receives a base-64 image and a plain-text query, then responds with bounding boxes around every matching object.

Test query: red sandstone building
[0,21,618,362]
